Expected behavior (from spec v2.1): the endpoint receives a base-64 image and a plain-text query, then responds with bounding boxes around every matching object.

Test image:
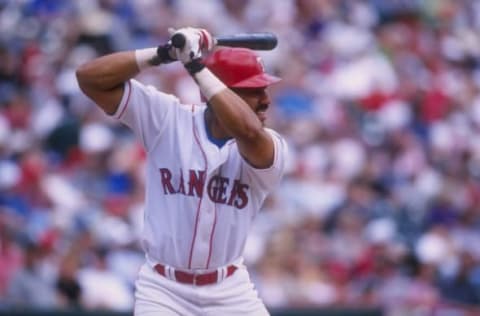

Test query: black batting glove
[155,44,176,64]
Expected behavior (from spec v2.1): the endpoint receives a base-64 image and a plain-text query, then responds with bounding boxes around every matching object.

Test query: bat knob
[171,33,186,49]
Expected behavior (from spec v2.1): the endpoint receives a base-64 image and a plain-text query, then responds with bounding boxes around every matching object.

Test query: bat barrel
[170,32,278,51]
[216,32,277,50]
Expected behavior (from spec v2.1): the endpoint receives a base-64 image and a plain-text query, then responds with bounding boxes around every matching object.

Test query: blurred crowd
[2,0,480,315]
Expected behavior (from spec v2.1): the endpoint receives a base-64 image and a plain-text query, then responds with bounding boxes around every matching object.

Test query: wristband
[184,58,205,75]
[193,67,227,100]
[156,45,176,64]
[134,47,162,70]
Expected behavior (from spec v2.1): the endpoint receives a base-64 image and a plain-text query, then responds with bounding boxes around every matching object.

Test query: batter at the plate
[76,26,288,316]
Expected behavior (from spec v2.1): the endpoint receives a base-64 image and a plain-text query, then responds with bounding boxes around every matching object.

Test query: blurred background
[2,0,480,315]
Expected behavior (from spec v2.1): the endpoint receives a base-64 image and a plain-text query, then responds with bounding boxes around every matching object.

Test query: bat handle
[171,33,186,49]
[170,33,218,50]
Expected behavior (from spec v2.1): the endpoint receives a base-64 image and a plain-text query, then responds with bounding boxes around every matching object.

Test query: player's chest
[149,143,251,209]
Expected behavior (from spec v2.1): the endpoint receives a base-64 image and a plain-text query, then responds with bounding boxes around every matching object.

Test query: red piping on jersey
[205,202,218,268]
[206,146,232,268]
[188,105,208,269]
[117,80,132,119]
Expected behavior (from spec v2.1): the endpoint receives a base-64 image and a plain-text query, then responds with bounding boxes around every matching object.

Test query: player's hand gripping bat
[171,32,278,51]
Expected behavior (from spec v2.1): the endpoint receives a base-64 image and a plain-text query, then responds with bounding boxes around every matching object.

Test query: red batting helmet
[203,48,281,88]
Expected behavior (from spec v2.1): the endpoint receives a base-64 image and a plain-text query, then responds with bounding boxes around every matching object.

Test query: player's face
[231,87,271,125]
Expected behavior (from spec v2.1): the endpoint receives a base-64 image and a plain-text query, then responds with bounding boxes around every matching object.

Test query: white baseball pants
[134,263,270,316]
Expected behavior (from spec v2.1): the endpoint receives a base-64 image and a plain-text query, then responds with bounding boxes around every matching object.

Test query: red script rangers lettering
[159,168,249,208]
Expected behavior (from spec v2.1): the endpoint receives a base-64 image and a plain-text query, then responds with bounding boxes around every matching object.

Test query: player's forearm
[208,90,263,140]
[76,51,139,92]
[77,47,170,114]
[190,65,263,140]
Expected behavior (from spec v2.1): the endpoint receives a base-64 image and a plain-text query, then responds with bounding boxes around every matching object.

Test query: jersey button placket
[190,201,216,268]
[201,219,211,241]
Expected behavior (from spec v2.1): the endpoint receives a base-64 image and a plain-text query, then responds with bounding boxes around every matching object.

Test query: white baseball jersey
[113,79,287,271]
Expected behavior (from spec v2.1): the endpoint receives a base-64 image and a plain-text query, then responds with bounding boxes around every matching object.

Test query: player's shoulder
[265,127,288,155]
[130,79,204,113]
[264,127,285,140]
[130,78,159,94]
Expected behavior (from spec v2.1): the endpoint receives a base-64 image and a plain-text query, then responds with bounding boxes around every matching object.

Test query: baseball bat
[171,32,278,51]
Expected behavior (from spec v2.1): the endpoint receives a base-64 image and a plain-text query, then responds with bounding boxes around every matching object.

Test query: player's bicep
[241,129,288,191]
[236,129,275,169]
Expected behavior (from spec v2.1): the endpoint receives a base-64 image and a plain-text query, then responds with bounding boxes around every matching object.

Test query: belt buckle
[192,270,199,286]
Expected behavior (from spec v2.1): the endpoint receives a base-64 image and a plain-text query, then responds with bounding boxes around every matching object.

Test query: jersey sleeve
[111,79,181,151]
[242,128,288,192]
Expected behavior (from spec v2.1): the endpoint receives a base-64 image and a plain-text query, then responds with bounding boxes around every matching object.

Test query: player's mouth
[255,104,269,122]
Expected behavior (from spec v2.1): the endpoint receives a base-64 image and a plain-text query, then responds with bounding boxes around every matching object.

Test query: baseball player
[76,27,287,315]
